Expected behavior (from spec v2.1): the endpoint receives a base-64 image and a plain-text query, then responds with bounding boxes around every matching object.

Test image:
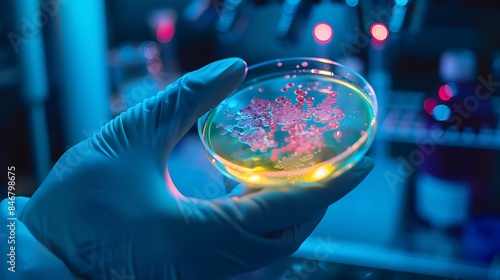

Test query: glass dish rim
[197,57,377,182]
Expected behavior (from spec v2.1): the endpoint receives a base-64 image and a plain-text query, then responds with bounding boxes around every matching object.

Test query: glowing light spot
[138,41,159,59]
[156,22,175,43]
[370,23,389,42]
[433,104,451,121]
[147,57,163,74]
[395,0,408,6]
[313,23,333,43]
[345,0,358,7]
[258,87,264,92]
[438,84,455,101]
[424,98,438,115]
[277,62,283,67]
[334,131,342,138]
[310,165,333,181]
[301,61,309,67]
[118,44,136,63]
[248,174,262,182]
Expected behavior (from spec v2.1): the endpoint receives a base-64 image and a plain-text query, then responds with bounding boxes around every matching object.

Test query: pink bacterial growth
[217,81,345,161]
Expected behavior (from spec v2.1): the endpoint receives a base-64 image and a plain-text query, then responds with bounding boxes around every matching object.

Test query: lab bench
[232,158,500,280]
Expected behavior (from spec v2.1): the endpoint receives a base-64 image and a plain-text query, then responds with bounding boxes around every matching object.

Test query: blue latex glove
[1,197,77,280]
[11,58,373,279]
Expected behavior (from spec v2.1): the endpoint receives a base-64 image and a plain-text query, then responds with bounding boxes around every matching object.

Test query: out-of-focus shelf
[291,157,500,280]
[377,92,500,150]
[293,237,500,280]
[231,157,500,280]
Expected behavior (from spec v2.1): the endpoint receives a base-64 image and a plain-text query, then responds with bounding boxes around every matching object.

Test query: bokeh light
[424,98,438,115]
[156,22,175,43]
[138,41,160,59]
[438,83,456,101]
[345,0,359,7]
[370,23,389,42]
[395,0,409,6]
[313,23,334,43]
[118,44,136,63]
[433,104,451,121]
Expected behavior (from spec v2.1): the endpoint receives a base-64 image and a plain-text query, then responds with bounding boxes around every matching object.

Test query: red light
[424,98,438,115]
[370,23,389,42]
[313,23,333,43]
[438,84,454,101]
[156,22,175,43]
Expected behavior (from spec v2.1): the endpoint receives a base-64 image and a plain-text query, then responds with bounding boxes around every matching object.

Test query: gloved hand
[1,197,78,280]
[13,58,373,279]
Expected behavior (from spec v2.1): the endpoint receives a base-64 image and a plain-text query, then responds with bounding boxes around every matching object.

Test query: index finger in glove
[93,58,247,164]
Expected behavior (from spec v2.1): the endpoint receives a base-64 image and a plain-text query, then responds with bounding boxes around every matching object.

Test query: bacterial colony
[210,62,371,175]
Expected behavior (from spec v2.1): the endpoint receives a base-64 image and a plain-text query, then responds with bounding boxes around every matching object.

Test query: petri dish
[198,57,377,187]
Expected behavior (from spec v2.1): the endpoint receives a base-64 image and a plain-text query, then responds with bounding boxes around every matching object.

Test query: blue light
[119,44,136,63]
[433,104,451,121]
[395,0,408,6]
[346,0,358,7]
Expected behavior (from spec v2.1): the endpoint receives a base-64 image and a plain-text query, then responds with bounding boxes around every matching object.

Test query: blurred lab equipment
[416,49,497,231]
[12,0,51,185]
[55,0,111,146]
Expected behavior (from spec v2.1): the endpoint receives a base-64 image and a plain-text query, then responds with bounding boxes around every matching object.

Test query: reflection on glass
[199,57,377,187]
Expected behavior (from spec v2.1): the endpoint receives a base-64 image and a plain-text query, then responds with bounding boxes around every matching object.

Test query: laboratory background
[1,0,500,279]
